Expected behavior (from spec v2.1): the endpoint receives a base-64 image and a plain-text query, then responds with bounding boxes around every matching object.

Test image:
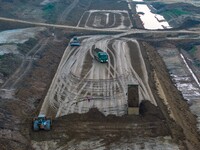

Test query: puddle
[136,4,172,30]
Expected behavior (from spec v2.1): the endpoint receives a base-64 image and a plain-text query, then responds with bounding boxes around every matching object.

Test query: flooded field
[136,4,171,30]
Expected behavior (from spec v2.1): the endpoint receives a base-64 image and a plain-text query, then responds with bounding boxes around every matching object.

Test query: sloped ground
[0,25,200,149]
[0,25,68,150]
[151,2,200,29]
[41,36,156,118]
[30,107,175,150]
[0,0,200,150]
[142,41,200,150]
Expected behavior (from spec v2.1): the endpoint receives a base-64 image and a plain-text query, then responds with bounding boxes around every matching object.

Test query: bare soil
[141,41,200,149]
[82,11,131,29]
[0,26,69,149]
[0,0,200,149]
[0,26,176,149]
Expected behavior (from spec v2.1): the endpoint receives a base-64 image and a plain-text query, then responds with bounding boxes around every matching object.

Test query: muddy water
[135,4,171,30]
[157,48,200,130]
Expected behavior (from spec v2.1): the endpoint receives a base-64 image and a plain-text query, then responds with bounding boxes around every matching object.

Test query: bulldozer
[70,37,81,46]
[33,114,52,131]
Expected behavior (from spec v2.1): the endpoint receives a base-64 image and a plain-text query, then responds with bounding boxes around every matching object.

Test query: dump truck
[93,48,108,63]
[33,114,52,131]
[70,37,80,46]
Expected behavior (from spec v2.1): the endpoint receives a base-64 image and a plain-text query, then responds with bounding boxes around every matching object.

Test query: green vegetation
[43,3,55,11]
[189,46,197,54]
[42,3,56,23]
[161,9,190,20]
[168,9,189,16]
[0,54,21,77]
[196,60,200,67]
[41,0,74,24]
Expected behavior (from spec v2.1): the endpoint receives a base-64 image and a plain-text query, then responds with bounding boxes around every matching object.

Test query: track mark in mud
[77,12,90,27]
[127,41,145,80]
[43,36,158,117]
[78,10,132,29]
[107,51,115,77]
[80,51,93,78]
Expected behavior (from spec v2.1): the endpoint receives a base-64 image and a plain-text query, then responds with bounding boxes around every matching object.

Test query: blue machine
[33,114,52,131]
[70,37,81,46]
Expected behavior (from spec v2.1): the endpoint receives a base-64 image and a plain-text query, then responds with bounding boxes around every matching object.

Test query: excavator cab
[33,114,52,131]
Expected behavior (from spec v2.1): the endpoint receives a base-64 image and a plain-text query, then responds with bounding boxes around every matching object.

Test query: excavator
[33,114,52,131]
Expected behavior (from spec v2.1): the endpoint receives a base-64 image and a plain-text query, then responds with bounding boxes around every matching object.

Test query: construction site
[0,0,200,149]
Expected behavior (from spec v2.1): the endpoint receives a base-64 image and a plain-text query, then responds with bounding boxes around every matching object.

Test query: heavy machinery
[33,114,52,131]
[93,48,108,63]
[70,37,81,46]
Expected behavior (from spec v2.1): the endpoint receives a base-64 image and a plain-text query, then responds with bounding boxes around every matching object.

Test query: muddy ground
[0,26,200,149]
[140,40,200,149]
[0,0,200,149]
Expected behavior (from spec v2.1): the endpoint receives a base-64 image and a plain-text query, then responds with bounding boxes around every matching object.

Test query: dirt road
[39,35,156,117]
[1,17,200,34]
[77,10,132,29]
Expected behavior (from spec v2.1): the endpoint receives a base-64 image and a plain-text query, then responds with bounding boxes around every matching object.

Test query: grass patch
[161,9,190,19]
[195,60,200,67]
[189,46,197,54]
[42,3,56,23]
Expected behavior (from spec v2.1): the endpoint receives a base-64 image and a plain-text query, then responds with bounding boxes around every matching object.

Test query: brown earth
[0,26,171,149]
[0,27,200,150]
[0,27,69,150]
[84,11,131,29]
[0,0,200,149]
[140,41,200,150]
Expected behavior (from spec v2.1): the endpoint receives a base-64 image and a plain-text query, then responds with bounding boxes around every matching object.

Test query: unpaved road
[0,0,200,149]
[1,38,49,90]
[0,17,200,34]
[40,36,156,117]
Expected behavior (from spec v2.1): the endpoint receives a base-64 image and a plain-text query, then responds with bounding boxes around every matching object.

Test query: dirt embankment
[140,41,200,150]
[151,2,200,29]
[30,104,169,147]
[0,28,69,150]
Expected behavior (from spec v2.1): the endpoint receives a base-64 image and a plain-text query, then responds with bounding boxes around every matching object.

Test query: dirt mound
[139,100,165,120]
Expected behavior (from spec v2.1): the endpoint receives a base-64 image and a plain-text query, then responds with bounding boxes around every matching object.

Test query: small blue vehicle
[70,37,81,46]
[33,114,52,131]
